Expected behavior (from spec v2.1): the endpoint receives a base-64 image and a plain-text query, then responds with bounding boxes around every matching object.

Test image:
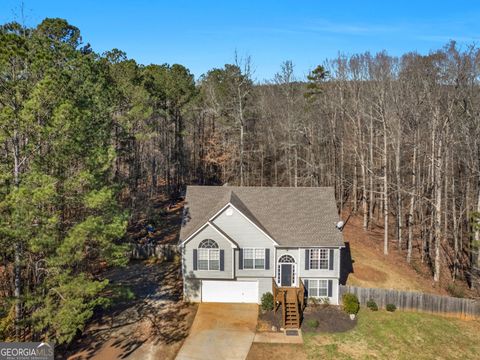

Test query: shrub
[308,297,320,307]
[109,284,135,305]
[173,253,182,265]
[321,297,330,307]
[305,319,319,329]
[386,303,397,312]
[261,292,274,311]
[342,293,360,315]
[366,299,378,311]
[447,283,465,298]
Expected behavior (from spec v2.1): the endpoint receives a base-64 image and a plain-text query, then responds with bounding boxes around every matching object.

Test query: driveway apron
[175,303,258,360]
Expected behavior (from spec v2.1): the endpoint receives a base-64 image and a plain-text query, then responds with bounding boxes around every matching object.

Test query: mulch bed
[301,305,357,333]
[258,305,356,333]
[258,309,282,331]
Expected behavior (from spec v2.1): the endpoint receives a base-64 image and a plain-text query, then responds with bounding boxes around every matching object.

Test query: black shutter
[239,248,243,270]
[193,249,198,270]
[305,249,310,270]
[304,279,309,296]
[328,280,333,297]
[265,248,270,270]
[329,249,334,271]
[220,250,224,271]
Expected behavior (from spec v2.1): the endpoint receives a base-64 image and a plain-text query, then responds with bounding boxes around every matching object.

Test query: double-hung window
[243,248,265,269]
[198,239,220,270]
[308,279,328,297]
[309,249,329,270]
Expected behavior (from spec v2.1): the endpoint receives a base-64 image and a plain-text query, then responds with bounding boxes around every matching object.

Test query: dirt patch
[257,310,281,331]
[127,194,184,247]
[246,343,307,360]
[342,211,449,295]
[353,264,388,283]
[301,305,356,333]
[61,261,197,360]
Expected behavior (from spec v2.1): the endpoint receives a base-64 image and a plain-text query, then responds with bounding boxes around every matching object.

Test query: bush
[305,319,319,329]
[447,283,465,298]
[261,292,274,311]
[173,253,182,265]
[386,303,397,312]
[321,297,330,307]
[308,297,320,307]
[342,293,360,315]
[366,299,378,311]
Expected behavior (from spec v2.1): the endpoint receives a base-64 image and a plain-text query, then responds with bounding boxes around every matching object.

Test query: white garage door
[201,280,258,303]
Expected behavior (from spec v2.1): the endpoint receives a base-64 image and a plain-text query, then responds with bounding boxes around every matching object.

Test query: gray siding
[183,224,234,280]
[213,205,276,277]
[303,278,339,305]
[298,247,341,278]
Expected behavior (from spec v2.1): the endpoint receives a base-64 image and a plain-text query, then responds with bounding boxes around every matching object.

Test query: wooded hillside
[1,18,479,343]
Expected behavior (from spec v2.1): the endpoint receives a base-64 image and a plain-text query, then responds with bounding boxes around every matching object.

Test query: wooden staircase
[272,279,305,329]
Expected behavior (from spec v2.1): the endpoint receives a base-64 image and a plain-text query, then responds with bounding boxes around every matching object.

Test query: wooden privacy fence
[131,243,179,261]
[339,285,480,320]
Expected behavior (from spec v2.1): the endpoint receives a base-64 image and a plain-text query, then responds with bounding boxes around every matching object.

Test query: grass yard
[303,309,480,360]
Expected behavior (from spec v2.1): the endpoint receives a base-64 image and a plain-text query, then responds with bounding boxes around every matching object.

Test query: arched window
[278,255,295,263]
[199,239,219,249]
[198,239,220,270]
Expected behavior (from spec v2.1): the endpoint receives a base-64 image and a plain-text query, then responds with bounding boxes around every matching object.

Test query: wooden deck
[272,279,306,329]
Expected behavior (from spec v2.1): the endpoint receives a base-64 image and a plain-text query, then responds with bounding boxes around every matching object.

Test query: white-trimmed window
[308,279,328,297]
[198,239,220,270]
[309,249,329,270]
[243,248,265,269]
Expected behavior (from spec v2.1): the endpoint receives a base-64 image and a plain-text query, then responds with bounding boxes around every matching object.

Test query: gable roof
[179,186,344,247]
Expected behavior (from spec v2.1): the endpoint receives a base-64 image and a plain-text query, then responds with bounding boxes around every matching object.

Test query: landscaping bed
[257,305,356,333]
[257,309,282,331]
[301,305,356,333]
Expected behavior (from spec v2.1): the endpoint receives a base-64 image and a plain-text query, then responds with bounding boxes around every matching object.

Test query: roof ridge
[228,191,274,239]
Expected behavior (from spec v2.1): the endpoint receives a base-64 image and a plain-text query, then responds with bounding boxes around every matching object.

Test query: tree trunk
[407,137,417,264]
[452,158,458,280]
[239,123,244,186]
[294,146,298,187]
[361,153,368,230]
[352,156,358,212]
[369,114,374,227]
[383,120,389,256]
[433,136,443,282]
[396,131,402,248]
[475,186,480,268]
[13,128,22,341]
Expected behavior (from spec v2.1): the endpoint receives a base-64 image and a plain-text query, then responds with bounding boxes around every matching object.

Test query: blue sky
[1,0,479,81]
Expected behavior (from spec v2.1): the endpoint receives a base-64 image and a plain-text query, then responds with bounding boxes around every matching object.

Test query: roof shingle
[179,186,344,247]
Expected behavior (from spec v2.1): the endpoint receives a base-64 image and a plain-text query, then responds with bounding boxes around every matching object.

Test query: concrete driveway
[175,303,258,360]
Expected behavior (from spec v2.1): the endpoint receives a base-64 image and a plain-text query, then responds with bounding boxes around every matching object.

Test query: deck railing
[272,278,306,328]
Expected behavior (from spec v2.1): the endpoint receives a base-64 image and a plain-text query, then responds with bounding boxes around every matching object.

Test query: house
[179,186,344,327]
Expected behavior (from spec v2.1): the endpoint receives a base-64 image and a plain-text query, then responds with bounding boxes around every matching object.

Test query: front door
[281,264,292,287]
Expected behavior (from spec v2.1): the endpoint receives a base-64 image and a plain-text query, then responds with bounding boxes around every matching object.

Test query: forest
[1,18,479,344]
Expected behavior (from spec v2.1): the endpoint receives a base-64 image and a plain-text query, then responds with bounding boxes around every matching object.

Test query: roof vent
[336,221,345,231]
[226,208,233,216]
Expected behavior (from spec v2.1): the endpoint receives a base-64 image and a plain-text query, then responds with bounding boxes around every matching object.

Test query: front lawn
[303,309,480,360]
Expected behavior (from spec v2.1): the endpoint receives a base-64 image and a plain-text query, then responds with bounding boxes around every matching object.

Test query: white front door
[201,280,258,303]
